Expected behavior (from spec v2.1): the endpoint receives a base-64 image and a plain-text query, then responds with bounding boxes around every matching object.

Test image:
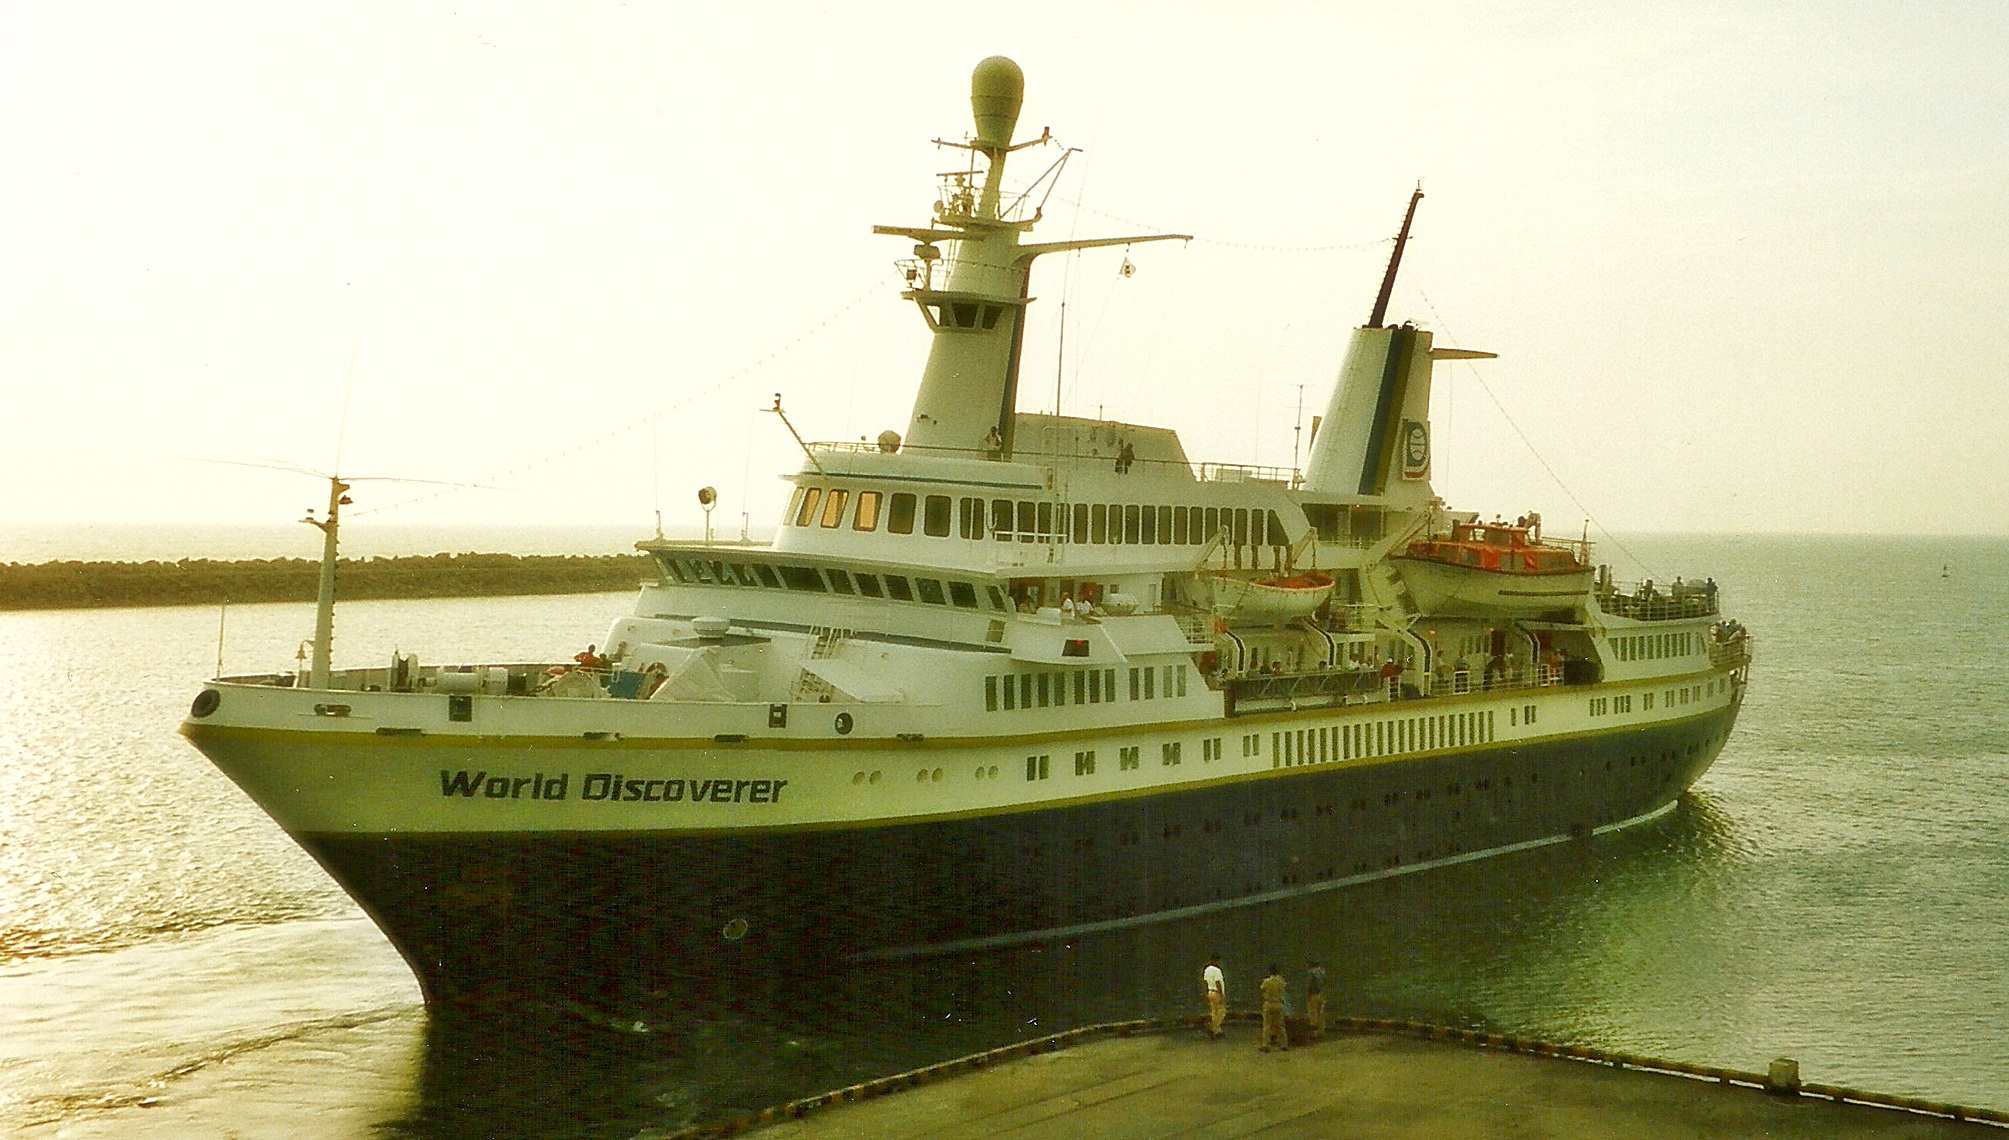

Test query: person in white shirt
[1202,954,1227,1039]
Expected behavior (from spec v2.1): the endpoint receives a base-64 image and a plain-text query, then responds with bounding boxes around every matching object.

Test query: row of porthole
[972,765,1001,779]
[851,768,947,784]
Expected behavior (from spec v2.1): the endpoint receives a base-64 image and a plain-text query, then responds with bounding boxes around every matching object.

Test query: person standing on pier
[1259,965,1289,1052]
[1202,955,1227,1039]
[1304,959,1327,1039]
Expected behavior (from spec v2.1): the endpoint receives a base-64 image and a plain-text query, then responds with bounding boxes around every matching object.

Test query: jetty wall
[0,553,654,612]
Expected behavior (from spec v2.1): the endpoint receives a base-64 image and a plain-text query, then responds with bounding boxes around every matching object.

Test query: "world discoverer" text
[439,770,790,804]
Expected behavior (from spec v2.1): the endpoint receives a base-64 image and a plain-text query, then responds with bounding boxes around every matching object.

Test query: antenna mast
[1367,185,1424,328]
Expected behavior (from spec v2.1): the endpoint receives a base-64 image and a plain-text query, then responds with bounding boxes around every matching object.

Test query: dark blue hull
[303,705,1738,1003]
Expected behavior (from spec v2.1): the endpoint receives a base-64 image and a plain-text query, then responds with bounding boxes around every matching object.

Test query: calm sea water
[2,532,2005,1136]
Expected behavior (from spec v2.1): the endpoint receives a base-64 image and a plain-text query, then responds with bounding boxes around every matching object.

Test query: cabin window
[884,575,914,602]
[1017,501,1037,543]
[826,569,855,595]
[1002,676,1016,710]
[924,495,952,537]
[783,487,804,527]
[1129,668,1142,700]
[1163,742,1182,766]
[1268,511,1286,545]
[1143,667,1156,700]
[1072,670,1087,703]
[985,677,998,711]
[958,497,984,539]
[854,572,883,597]
[1250,509,1266,546]
[779,565,826,592]
[1036,501,1053,540]
[887,493,916,534]
[992,499,1014,539]
[1232,508,1248,545]
[1204,507,1220,543]
[986,585,1008,610]
[1025,754,1049,781]
[1036,674,1050,707]
[1018,674,1033,708]
[949,581,978,608]
[794,488,822,528]
[916,578,947,605]
[1074,751,1095,776]
[1072,503,1089,544]
[1088,669,1102,703]
[853,491,882,531]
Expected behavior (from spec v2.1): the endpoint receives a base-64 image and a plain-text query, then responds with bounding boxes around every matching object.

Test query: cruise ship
[181,57,1751,1004]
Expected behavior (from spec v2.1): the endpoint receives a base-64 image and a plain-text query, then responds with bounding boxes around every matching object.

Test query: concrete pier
[746,1024,2001,1139]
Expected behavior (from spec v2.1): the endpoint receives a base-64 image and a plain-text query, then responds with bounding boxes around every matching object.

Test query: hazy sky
[3,2,2004,540]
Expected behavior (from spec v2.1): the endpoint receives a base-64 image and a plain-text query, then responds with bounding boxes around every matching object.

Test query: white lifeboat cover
[644,645,738,703]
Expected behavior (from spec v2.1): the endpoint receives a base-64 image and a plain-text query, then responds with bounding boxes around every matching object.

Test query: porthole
[868,770,881,784]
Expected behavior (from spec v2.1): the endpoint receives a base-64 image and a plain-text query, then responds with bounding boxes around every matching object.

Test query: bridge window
[1140,505,1157,545]
[1017,501,1037,543]
[991,499,1014,539]
[794,488,822,528]
[884,575,914,602]
[819,489,849,528]
[916,578,947,605]
[924,495,952,537]
[949,581,978,608]
[853,491,881,531]
[958,497,984,539]
[1073,503,1090,543]
[986,585,1008,610]
[1124,504,1141,543]
[887,493,916,534]
[825,569,854,594]
[1173,507,1189,544]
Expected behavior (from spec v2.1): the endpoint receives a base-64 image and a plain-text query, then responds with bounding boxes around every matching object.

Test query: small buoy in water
[721,917,749,941]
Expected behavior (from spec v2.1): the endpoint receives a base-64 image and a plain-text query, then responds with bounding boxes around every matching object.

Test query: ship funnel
[970,56,1024,153]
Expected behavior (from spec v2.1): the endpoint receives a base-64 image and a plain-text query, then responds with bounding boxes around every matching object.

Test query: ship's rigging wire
[1416,290,1658,578]
[1057,198,1391,254]
[354,272,897,519]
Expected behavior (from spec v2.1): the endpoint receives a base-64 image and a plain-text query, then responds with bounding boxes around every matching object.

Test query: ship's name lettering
[437,770,788,805]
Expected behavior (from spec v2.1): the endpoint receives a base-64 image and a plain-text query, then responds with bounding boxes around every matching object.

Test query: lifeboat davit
[1392,521,1592,618]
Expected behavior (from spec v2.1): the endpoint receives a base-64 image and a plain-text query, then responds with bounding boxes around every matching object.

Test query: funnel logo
[1401,421,1430,479]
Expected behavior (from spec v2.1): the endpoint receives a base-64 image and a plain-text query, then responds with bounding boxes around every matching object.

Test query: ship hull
[272,703,1738,1003]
